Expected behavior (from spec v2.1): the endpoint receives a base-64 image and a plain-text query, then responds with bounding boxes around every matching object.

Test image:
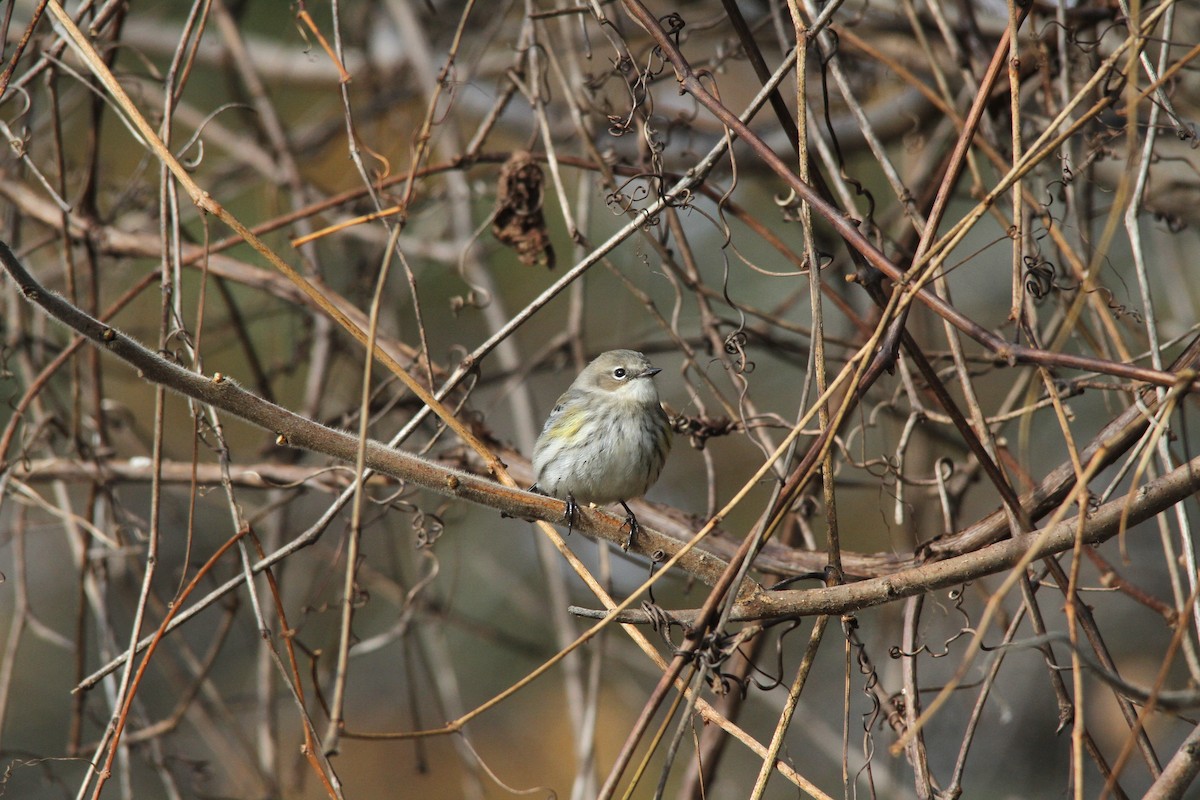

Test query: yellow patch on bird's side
[552,412,588,442]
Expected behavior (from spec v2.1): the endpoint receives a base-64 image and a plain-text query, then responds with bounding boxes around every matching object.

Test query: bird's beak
[644,367,662,378]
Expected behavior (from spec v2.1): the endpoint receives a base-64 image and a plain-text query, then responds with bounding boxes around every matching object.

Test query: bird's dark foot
[619,501,640,551]
[564,494,578,536]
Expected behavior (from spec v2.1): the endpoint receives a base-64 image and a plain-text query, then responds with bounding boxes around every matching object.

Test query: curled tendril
[723,331,754,374]
[643,552,663,605]
[692,626,791,698]
[936,457,955,482]
[606,46,661,136]
[641,602,676,647]
[412,510,445,548]
[658,12,685,45]
[859,453,899,481]
[607,174,676,222]
[616,177,651,202]
[844,617,885,768]
[706,670,743,698]
[774,189,806,223]
[1088,286,1143,323]
[1023,254,1060,299]
[814,30,878,228]
[817,27,841,64]
[773,189,798,207]
[636,210,661,231]
[1070,19,1126,55]
[606,115,630,137]
[665,187,693,210]
[889,585,974,658]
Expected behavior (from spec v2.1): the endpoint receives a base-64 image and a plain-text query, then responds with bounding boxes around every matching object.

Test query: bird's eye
[613,367,627,379]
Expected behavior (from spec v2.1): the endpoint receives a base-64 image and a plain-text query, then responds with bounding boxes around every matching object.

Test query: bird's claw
[564,494,578,536]
[620,501,639,551]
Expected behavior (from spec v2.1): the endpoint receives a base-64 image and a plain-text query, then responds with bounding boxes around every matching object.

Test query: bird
[531,350,671,550]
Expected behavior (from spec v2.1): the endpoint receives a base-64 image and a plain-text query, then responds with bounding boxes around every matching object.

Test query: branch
[573,448,1200,624]
[617,0,1196,393]
[0,240,734,588]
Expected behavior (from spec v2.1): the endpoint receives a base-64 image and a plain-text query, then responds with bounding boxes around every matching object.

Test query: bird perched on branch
[532,350,671,549]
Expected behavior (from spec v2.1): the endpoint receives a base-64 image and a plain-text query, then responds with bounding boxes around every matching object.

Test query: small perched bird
[532,349,671,549]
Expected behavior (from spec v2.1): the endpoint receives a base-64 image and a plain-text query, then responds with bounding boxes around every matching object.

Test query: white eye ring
[613,367,627,379]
